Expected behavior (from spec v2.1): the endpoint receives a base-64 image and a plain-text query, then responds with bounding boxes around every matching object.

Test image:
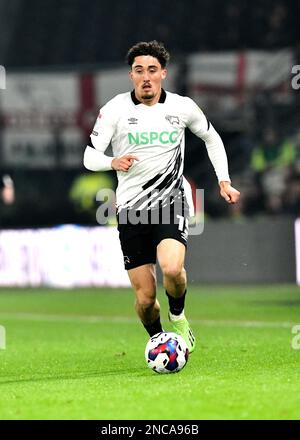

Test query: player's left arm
[185,98,240,204]
[219,180,240,204]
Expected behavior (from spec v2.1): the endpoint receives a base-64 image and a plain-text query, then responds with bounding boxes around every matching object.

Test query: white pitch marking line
[0,312,296,328]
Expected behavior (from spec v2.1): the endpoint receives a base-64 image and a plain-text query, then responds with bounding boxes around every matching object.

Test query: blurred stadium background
[0,0,299,286]
[0,0,300,421]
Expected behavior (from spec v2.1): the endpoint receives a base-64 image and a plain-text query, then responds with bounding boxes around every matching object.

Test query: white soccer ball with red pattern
[145,331,189,374]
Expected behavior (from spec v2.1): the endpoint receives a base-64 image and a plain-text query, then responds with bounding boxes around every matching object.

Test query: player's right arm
[83,101,116,171]
[111,155,139,172]
[83,99,138,172]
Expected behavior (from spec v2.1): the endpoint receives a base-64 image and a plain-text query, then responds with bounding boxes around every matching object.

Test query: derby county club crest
[165,115,180,126]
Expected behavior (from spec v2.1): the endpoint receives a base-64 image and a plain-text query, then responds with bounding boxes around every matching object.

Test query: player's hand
[111,154,139,172]
[219,181,240,204]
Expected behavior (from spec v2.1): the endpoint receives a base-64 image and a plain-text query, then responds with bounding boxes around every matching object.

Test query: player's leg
[117,215,163,336]
[157,238,187,310]
[157,238,187,298]
[157,238,196,352]
[128,263,163,337]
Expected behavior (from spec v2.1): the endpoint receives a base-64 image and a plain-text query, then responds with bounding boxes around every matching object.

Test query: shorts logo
[124,256,130,264]
[92,130,98,136]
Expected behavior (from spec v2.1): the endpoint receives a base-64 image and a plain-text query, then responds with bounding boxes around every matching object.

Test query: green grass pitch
[0,284,299,420]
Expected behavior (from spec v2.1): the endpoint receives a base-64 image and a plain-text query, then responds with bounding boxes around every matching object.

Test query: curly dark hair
[126,40,170,68]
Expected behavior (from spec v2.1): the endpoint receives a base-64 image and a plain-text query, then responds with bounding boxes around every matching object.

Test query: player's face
[129,56,167,105]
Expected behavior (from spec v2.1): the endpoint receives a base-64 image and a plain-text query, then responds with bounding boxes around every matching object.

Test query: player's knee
[161,263,184,280]
[135,295,156,310]
[134,284,156,308]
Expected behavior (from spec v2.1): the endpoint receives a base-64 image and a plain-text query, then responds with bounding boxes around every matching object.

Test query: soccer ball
[145,331,189,374]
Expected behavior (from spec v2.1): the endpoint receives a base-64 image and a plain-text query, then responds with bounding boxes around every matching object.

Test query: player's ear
[161,69,167,80]
[129,70,133,81]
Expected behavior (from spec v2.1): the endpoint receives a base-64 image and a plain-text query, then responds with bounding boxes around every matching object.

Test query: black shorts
[117,201,189,270]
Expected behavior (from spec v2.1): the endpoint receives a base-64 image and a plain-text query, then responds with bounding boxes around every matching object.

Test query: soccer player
[83,41,240,353]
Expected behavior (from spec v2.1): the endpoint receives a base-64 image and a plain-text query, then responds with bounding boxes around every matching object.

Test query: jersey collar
[130,88,167,105]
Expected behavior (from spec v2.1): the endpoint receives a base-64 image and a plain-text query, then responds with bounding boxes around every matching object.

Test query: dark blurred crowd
[2,0,299,67]
[210,1,297,50]
[225,127,300,219]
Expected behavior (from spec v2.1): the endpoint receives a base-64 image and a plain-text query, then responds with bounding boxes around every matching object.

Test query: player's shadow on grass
[0,367,148,386]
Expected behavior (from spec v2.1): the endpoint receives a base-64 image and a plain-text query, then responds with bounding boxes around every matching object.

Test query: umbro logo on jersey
[165,115,180,126]
[128,117,138,125]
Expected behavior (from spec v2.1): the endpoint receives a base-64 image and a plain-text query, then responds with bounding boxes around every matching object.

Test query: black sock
[166,290,186,315]
[143,316,163,337]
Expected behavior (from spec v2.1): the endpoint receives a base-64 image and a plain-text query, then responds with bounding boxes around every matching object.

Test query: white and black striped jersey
[86,89,230,215]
